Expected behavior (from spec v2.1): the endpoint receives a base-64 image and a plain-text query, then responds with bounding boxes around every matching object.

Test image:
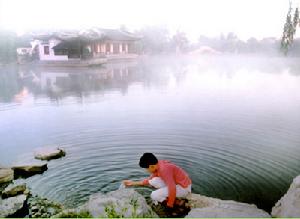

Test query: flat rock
[185,193,270,218]
[0,168,14,184]
[2,183,27,198]
[82,188,158,218]
[12,163,48,178]
[34,147,66,161]
[271,175,300,217]
[0,194,28,217]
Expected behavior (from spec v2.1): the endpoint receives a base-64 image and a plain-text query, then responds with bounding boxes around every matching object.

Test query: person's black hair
[139,153,158,168]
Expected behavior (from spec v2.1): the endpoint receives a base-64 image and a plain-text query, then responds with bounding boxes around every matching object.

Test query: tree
[281,2,299,55]
[171,31,189,53]
[0,30,17,63]
[134,26,171,54]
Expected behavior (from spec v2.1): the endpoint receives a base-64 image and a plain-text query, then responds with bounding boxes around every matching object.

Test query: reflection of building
[17,28,141,66]
[36,61,139,98]
[40,72,70,92]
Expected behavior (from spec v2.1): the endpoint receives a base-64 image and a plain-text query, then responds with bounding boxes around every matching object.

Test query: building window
[54,49,68,56]
[44,46,49,55]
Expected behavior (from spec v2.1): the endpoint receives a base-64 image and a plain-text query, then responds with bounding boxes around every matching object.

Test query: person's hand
[123,180,134,187]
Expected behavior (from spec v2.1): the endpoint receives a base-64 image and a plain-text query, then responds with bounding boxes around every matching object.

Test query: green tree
[281,2,299,55]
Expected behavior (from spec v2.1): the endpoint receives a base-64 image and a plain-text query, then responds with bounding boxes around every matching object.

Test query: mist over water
[0,55,300,212]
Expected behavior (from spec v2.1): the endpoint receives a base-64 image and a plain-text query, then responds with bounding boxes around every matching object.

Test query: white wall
[37,38,68,61]
[17,47,32,55]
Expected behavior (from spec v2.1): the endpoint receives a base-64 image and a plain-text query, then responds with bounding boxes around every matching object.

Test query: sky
[0,0,298,41]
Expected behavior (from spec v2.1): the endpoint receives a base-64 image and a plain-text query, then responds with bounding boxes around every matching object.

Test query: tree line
[1,9,300,65]
[0,30,18,64]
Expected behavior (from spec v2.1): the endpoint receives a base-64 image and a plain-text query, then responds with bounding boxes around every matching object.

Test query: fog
[0,0,297,41]
[1,0,300,64]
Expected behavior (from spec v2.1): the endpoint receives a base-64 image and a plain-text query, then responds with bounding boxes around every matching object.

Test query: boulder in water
[34,147,66,161]
[12,163,48,178]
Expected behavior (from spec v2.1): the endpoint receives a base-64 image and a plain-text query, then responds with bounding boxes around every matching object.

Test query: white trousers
[149,177,192,204]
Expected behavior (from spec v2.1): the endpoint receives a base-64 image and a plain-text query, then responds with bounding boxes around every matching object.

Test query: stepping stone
[34,147,66,161]
[12,163,48,179]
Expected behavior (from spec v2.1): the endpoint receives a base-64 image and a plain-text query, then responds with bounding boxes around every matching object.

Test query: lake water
[1,55,300,212]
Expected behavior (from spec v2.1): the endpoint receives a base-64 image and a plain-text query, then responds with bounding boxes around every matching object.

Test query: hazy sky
[0,0,298,41]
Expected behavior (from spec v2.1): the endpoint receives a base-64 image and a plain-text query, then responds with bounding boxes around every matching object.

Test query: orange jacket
[142,160,192,207]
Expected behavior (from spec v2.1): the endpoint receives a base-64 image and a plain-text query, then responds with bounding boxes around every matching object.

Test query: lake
[0,55,300,212]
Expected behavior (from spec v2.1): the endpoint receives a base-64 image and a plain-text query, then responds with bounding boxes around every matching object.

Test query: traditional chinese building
[21,28,141,66]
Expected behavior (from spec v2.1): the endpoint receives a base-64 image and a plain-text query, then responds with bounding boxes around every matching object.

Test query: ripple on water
[2,63,300,212]
[22,130,300,211]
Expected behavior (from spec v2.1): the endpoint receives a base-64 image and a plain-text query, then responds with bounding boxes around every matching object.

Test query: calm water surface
[0,56,300,211]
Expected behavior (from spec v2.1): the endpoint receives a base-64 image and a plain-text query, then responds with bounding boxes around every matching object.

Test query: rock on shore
[54,189,158,218]
[4,177,300,218]
[83,188,157,218]
[0,168,14,184]
[185,193,270,218]
[28,195,63,218]
[0,194,28,217]
[0,182,30,217]
[271,175,300,217]
[2,183,28,198]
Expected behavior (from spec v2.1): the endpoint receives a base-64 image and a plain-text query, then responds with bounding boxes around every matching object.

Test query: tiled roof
[32,28,140,41]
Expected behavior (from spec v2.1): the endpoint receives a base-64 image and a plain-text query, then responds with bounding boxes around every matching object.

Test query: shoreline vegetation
[0,147,299,218]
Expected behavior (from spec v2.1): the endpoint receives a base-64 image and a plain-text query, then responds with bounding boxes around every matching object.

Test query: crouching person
[123,153,192,208]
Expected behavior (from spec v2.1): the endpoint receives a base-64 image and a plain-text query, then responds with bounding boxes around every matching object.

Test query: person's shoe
[152,200,159,206]
[174,198,186,207]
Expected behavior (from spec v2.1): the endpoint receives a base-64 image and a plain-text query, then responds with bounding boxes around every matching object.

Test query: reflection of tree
[0,66,23,102]
[137,57,188,89]
[32,59,191,101]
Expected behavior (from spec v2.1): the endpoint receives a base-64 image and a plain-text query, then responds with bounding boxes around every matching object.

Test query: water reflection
[1,56,300,104]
